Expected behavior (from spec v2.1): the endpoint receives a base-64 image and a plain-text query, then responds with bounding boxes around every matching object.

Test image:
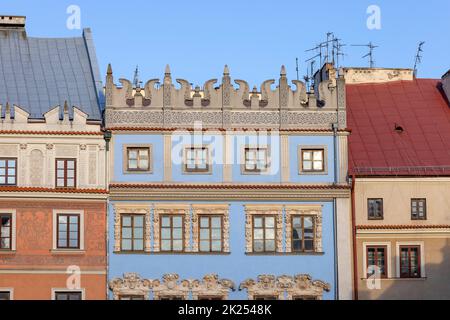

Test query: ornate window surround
[191,204,230,253]
[113,204,151,253]
[152,274,190,300]
[153,204,191,252]
[285,205,323,253]
[239,275,284,300]
[109,273,153,300]
[190,274,235,300]
[244,205,283,253]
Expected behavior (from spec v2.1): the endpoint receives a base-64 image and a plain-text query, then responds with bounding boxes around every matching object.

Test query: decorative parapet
[105,65,345,130]
[239,274,330,300]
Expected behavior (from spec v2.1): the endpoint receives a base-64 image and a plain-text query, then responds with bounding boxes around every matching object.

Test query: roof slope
[347,79,450,176]
[0,28,103,120]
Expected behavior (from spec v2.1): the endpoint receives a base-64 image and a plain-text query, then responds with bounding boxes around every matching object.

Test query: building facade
[105,64,353,300]
[0,17,107,300]
[344,68,450,299]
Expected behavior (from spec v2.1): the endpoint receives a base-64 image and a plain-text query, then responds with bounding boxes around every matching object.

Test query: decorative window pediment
[239,275,284,300]
[190,274,235,300]
[109,273,153,300]
[153,274,190,300]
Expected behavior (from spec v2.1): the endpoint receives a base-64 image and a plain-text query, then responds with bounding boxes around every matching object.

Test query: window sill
[246,252,325,256]
[113,250,231,255]
[50,249,86,255]
[0,250,16,255]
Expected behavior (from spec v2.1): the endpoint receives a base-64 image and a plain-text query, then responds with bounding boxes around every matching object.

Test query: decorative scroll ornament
[239,275,284,300]
[109,273,153,300]
[190,274,235,300]
[153,273,190,300]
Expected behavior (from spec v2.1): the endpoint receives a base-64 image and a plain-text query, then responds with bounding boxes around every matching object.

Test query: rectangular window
[0,292,11,300]
[184,146,209,173]
[0,158,17,186]
[254,295,278,300]
[127,147,150,171]
[411,199,426,220]
[301,149,324,172]
[56,159,76,188]
[121,215,144,252]
[160,215,184,252]
[292,215,315,252]
[244,148,269,173]
[253,215,276,252]
[57,214,80,249]
[199,215,223,252]
[292,296,319,300]
[366,246,387,278]
[54,291,82,300]
[119,295,145,300]
[0,214,12,250]
[400,246,421,278]
[368,199,383,220]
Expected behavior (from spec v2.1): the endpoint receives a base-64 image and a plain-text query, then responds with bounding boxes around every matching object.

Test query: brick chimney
[442,70,450,103]
[0,15,26,30]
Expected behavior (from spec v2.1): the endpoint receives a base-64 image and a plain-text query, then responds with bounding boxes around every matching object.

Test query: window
[184,146,209,173]
[411,199,426,220]
[198,296,224,300]
[366,246,387,278]
[199,215,222,252]
[160,215,184,252]
[57,214,80,249]
[244,148,269,173]
[121,215,144,252]
[301,149,324,172]
[252,216,276,252]
[159,296,184,300]
[292,216,315,252]
[400,246,421,278]
[254,295,278,300]
[0,214,12,250]
[0,291,10,300]
[119,295,145,300]
[56,159,76,188]
[54,291,82,300]
[127,147,150,171]
[0,158,17,185]
[292,296,319,300]
[368,199,383,220]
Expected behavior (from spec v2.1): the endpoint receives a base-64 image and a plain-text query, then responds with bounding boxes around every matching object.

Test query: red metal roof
[346,79,450,176]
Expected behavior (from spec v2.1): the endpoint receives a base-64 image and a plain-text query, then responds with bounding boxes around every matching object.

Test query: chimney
[0,15,26,30]
[442,70,450,103]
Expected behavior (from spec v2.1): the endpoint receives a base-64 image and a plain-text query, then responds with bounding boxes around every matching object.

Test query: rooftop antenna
[352,42,378,68]
[306,44,323,66]
[133,65,142,88]
[413,41,425,77]
[332,37,346,68]
[324,32,334,63]
[295,57,299,81]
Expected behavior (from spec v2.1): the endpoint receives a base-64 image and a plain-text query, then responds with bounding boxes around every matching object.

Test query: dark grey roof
[0,28,103,120]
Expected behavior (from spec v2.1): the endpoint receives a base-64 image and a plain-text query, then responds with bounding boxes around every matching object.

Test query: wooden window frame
[366,245,388,279]
[243,147,269,174]
[291,215,316,253]
[160,214,185,253]
[183,146,211,174]
[120,214,145,252]
[0,158,17,186]
[292,295,319,300]
[367,198,384,220]
[198,215,223,253]
[55,158,77,188]
[56,213,80,249]
[253,295,278,300]
[300,149,325,173]
[0,213,12,250]
[54,291,83,300]
[399,245,421,279]
[252,215,276,253]
[411,198,427,220]
[126,147,151,172]
[119,295,145,300]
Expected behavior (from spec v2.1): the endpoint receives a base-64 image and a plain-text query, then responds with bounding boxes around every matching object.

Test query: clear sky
[2,0,449,87]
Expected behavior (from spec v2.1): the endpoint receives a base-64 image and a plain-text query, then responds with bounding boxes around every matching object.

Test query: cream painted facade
[354,177,450,300]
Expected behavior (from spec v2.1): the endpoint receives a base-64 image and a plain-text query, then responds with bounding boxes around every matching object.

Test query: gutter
[351,174,359,300]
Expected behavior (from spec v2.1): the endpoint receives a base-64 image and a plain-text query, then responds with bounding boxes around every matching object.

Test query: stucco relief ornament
[153,273,190,300]
[46,143,54,150]
[20,143,27,150]
[108,273,153,300]
[190,274,235,300]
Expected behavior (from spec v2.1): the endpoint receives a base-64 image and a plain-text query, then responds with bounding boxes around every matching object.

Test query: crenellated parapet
[105,64,347,130]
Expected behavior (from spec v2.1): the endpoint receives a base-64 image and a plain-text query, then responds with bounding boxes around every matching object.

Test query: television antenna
[352,42,378,68]
[295,57,299,81]
[133,65,142,88]
[413,41,425,77]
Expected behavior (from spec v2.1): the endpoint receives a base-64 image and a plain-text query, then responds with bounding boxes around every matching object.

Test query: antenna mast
[352,42,378,68]
[133,65,142,88]
[413,41,425,77]
[295,57,299,81]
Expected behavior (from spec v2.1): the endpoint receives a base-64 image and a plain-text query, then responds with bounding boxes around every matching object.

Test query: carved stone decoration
[113,204,151,252]
[176,79,191,101]
[144,78,160,102]
[119,78,133,100]
[163,65,172,107]
[152,273,190,300]
[284,205,323,253]
[109,273,153,300]
[279,65,289,108]
[239,275,284,300]
[80,144,87,151]
[20,144,27,150]
[260,79,275,104]
[46,144,54,150]
[285,274,331,300]
[191,204,230,253]
[29,149,44,187]
[244,205,283,253]
[153,204,191,252]
[234,79,249,105]
[222,65,231,107]
[190,274,235,300]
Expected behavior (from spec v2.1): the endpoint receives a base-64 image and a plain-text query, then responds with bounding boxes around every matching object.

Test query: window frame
[399,245,422,279]
[300,148,325,173]
[127,147,151,172]
[366,245,388,279]
[183,145,211,174]
[119,295,145,300]
[55,158,77,189]
[120,214,145,252]
[253,295,278,300]
[291,215,316,253]
[53,290,83,300]
[198,215,224,253]
[160,214,185,253]
[242,147,270,174]
[411,198,427,220]
[0,157,17,186]
[56,213,80,250]
[52,210,84,251]
[252,215,277,253]
[0,213,13,251]
[367,198,384,220]
[0,289,12,300]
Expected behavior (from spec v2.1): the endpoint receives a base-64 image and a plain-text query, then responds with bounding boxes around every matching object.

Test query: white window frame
[362,242,392,279]
[241,145,271,175]
[51,288,85,300]
[395,241,425,278]
[52,209,85,251]
[0,288,14,300]
[0,209,16,251]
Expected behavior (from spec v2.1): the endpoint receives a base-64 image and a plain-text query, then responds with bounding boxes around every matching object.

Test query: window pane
[121,228,131,238]
[1,238,10,249]
[313,151,323,160]
[139,159,148,169]
[313,161,323,170]
[172,240,183,251]
[122,216,131,226]
[58,239,67,247]
[265,217,275,228]
[128,160,138,169]
[211,240,222,251]
[254,229,263,240]
[303,161,312,170]
[134,216,144,227]
[66,179,75,187]
[161,217,170,227]
[67,161,75,169]
[122,239,132,250]
[200,229,209,240]
[303,151,311,160]
[265,240,275,251]
[134,227,143,238]
[200,217,209,228]
[58,215,67,224]
[57,161,64,169]
[265,228,275,240]
[133,240,143,251]
[199,240,210,252]
[253,240,264,252]
[254,217,263,228]
[173,228,182,239]
[139,149,148,157]
[172,216,182,228]
[211,229,221,240]
[161,240,171,251]
[211,217,221,228]
[69,239,78,247]
[128,150,138,159]
[161,228,171,240]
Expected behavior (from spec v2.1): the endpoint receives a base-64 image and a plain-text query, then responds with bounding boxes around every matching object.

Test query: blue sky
[2,0,449,86]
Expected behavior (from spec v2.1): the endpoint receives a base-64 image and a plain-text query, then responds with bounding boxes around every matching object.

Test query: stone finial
[280,65,287,76]
[223,64,230,75]
[107,63,113,75]
[63,101,69,122]
[165,64,171,75]
[5,102,11,119]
